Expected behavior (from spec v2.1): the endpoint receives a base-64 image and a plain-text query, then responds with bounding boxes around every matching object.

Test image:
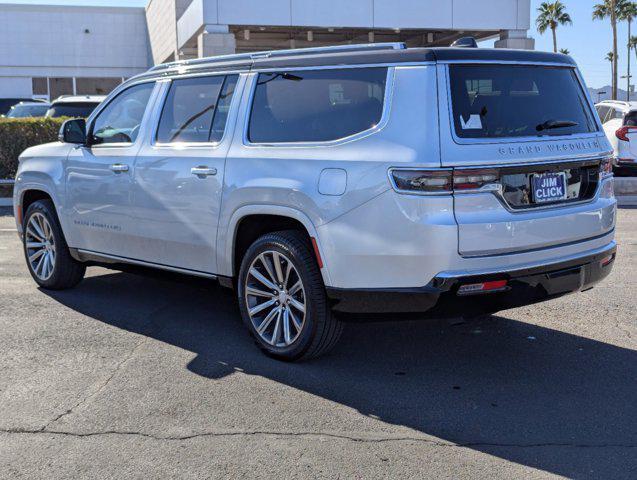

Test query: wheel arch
[221,206,332,286]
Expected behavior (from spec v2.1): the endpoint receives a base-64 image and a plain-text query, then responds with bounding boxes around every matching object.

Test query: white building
[1,0,534,100]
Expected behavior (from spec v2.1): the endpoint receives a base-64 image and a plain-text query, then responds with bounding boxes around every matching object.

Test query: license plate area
[531,172,567,204]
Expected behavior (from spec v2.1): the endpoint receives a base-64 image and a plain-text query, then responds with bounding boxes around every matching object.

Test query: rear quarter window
[449,65,597,139]
[248,67,387,143]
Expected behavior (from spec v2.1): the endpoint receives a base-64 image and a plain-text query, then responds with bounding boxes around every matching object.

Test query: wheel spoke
[26,241,46,249]
[34,253,46,277]
[246,286,275,298]
[256,307,278,335]
[270,309,282,345]
[29,248,45,263]
[289,298,305,314]
[258,254,279,286]
[249,298,277,317]
[282,308,291,345]
[289,280,302,296]
[283,261,293,289]
[288,307,302,331]
[29,218,46,241]
[249,268,278,292]
[272,252,285,284]
[26,226,44,242]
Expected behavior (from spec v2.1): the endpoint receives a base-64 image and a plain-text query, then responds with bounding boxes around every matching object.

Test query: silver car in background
[13,43,617,360]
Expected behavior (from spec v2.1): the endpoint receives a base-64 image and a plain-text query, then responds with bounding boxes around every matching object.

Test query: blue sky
[0,0,626,89]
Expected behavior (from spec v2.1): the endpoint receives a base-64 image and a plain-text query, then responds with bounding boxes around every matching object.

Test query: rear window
[248,67,387,143]
[624,111,637,126]
[449,65,597,139]
[46,102,100,118]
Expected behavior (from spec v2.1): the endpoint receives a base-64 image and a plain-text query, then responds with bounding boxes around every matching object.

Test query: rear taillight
[615,125,637,141]
[389,169,453,194]
[390,168,500,194]
[453,169,500,190]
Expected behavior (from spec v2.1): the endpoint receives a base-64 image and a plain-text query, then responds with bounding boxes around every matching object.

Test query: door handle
[191,166,217,177]
[110,163,129,173]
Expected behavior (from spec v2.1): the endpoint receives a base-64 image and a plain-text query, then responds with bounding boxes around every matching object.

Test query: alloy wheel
[244,250,306,347]
[25,212,56,281]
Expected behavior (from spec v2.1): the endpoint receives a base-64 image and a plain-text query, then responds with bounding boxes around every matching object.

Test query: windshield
[449,65,597,139]
[46,102,100,118]
[6,104,49,118]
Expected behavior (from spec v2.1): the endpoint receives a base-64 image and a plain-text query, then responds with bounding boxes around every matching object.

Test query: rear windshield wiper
[536,119,579,131]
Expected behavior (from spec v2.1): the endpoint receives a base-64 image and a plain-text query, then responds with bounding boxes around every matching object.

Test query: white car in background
[595,100,637,176]
[45,95,106,119]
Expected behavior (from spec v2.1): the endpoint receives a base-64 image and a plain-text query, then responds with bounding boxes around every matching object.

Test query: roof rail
[148,42,406,73]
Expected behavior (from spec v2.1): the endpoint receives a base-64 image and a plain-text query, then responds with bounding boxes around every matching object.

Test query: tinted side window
[157,76,224,143]
[91,83,154,145]
[624,111,637,126]
[248,68,387,143]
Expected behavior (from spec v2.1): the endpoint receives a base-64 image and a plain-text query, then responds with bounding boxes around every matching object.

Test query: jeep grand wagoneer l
[13,43,616,360]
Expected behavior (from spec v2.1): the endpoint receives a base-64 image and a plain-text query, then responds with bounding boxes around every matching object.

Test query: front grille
[500,159,600,210]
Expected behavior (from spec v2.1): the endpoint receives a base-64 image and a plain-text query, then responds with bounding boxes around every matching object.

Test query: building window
[32,77,48,96]
[49,77,74,100]
[76,77,123,96]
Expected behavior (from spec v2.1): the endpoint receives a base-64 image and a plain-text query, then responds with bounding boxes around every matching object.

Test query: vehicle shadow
[43,269,637,479]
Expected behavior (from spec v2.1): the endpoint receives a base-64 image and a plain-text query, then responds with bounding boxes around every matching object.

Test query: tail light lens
[453,169,500,190]
[390,169,452,193]
[615,125,637,141]
[390,168,500,194]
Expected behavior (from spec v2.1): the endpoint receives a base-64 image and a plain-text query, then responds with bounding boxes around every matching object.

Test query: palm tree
[559,48,570,54]
[630,34,637,62]
[606,51,615,91]
[536,1,573,53]
[619,2,637,100]
[594,0,627,100]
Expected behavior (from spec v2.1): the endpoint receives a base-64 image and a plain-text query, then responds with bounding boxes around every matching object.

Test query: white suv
[13,43,617,360]
[595,100,637,176]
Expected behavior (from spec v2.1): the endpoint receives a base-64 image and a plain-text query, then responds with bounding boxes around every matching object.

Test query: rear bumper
[326,242,616,314]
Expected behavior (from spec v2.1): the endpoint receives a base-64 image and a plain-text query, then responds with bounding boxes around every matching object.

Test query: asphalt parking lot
[0,207,636,479]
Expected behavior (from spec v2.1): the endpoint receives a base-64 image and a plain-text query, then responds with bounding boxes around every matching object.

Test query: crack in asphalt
[1,427,636,449]
[38,302,173,432]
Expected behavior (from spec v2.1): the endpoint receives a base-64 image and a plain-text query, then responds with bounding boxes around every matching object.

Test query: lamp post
[621,75,632,100]
[597,90,607,102]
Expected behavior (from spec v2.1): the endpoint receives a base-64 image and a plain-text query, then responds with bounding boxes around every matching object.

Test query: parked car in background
[595,100,637,176]
[45,95,106,119]
[2,101,51,118]
[0,98,47,116]
[13,43,616,360]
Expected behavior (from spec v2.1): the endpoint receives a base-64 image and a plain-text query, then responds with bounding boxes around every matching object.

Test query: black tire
[22,199,86,290]
[237,230,343,361]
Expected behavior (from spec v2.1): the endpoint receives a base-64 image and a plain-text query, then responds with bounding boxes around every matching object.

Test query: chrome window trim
[150,73,243,149]
[442,63,601,146]
[242,66,395,148]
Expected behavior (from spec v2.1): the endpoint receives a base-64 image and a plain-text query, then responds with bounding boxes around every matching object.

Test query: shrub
[0,117,66,179]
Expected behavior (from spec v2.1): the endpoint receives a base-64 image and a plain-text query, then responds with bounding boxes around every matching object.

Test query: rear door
[130,74,242,274]
[437,62,615,257]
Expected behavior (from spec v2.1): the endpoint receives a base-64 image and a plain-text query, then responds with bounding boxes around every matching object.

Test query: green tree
[536,1,573,53]
[619,2,637,100]
[594,0,628,100]
[559,48,570,54]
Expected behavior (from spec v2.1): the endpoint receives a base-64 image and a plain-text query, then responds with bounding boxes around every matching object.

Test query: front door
[64,82,158,257]
[130,74,241,274]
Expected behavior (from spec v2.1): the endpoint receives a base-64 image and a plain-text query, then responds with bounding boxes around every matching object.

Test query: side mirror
[58,118,87,144]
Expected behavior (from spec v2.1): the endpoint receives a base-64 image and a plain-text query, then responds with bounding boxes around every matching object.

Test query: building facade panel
[372,0,452,29]
[291,0,374,28]
[218,0,292,26]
